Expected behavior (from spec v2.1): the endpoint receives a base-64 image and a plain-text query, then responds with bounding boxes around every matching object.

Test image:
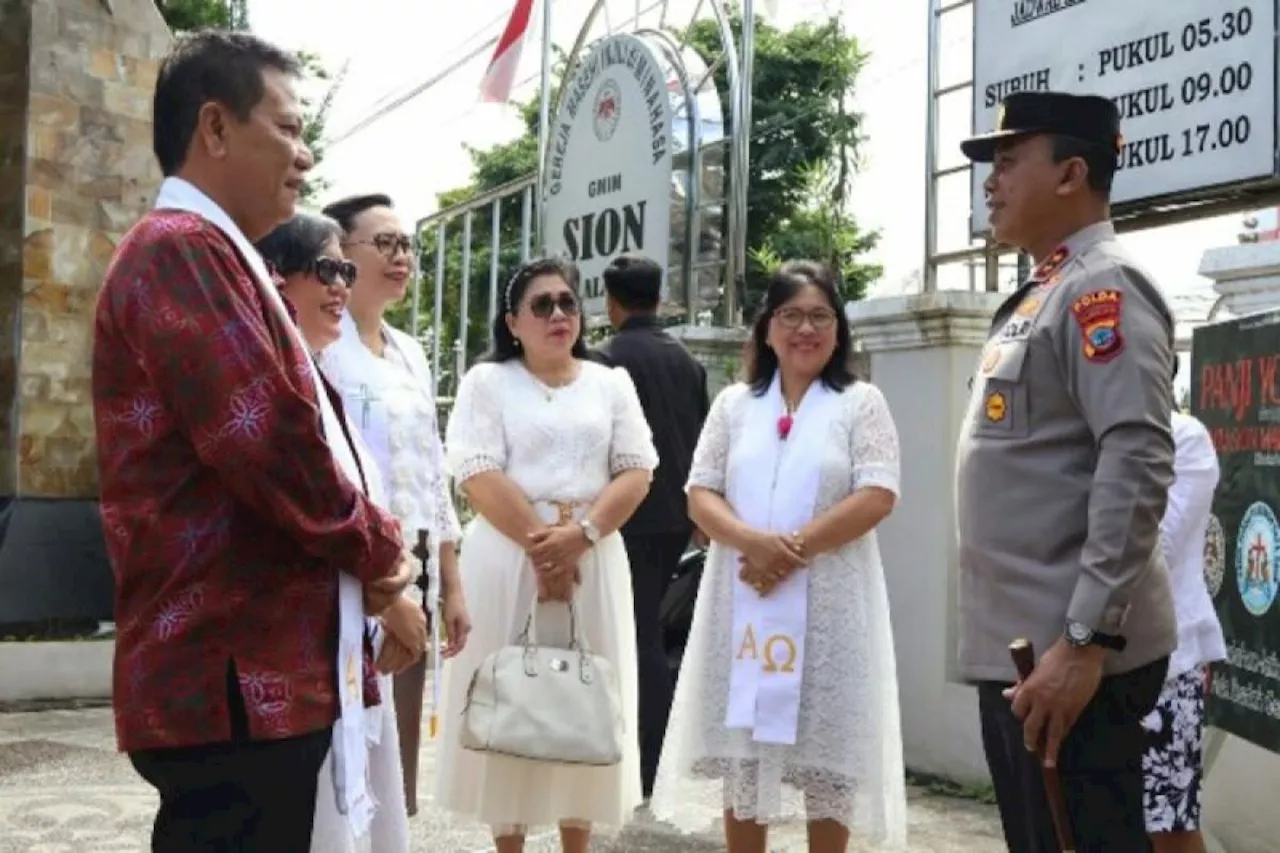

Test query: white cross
[351,384,380,429]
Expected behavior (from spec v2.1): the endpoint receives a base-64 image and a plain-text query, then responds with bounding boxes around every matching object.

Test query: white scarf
[321,312,444,731]
[724,375,837,744]
[153,179,377,835]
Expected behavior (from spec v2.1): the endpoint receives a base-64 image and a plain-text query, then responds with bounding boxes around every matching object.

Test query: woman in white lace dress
[651,261,908,852]
[317,194,471,815]
[435,258,658,853]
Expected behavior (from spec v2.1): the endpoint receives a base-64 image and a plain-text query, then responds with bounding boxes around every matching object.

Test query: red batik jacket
[93,210,404,753]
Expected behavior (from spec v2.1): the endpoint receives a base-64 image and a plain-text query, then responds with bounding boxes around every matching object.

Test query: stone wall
[0,0,32,496]
[7,0,170,499]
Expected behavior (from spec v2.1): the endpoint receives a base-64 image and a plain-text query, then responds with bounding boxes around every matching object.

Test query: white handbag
[460,598,625,766]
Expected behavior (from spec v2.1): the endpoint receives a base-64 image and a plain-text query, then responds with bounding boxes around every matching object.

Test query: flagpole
[733,0,756,327]
[535,0,553,253]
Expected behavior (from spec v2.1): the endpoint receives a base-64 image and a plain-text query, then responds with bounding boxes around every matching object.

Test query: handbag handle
[516,595,589,652]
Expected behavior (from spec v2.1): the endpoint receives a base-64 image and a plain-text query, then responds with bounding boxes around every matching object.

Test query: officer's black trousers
[978,655,1168,853]
[622,530,688,798]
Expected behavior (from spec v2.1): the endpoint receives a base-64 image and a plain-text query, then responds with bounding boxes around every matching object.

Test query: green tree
[152,0,342,204]
[686,11,880,304]
[153,0,248,32]
[402,12,879,383]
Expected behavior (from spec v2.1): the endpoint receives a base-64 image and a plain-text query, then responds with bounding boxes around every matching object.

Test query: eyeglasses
[774,307,837,330]
[526,292,580,319]
[312,257,357,287]
[347,232,412,258]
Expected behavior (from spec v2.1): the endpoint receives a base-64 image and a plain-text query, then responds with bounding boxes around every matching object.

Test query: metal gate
[408,0,761,397]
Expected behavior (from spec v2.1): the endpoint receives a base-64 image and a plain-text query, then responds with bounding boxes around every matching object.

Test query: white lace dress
[434,359,658,831]
[651,381,908,847]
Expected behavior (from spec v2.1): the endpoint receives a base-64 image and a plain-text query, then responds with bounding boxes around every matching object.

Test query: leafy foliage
[153,0,248,31]
[151,0,341,204]
[685,12,880,304]
[396,13,879,391]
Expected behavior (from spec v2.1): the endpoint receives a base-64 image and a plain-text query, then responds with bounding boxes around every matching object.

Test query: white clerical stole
[724,376,837,745]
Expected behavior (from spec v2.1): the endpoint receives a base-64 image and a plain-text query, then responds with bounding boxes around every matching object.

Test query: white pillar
[1199,240,1280,317]
[668,325,750,398]
[845,290,1004,784]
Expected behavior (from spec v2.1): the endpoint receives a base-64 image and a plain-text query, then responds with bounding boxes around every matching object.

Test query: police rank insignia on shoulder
[1032,246,1069,281]
[1071,288,1125,363]
[984,390,1007,422]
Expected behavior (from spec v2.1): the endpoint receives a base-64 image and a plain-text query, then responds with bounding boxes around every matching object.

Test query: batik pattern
[94,211,403,752]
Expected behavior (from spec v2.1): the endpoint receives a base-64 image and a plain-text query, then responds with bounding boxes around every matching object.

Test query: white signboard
[543,34,674,318]
[971,1,1277,235]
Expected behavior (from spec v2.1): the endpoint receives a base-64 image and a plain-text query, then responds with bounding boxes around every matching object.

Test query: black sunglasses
[312,257,356,287]
[526,292,580,319]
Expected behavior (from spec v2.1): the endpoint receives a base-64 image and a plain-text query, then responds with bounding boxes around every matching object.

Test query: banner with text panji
[970,2,1277,236]
[1193,311,1280,754]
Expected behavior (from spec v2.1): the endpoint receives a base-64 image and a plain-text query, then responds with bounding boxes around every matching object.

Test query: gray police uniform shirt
[956,221,1178,683]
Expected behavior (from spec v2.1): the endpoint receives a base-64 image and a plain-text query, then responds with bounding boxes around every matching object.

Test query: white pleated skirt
[433,515,643,830]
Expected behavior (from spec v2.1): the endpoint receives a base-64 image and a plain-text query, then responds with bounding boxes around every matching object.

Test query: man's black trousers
[978,656,1168,853]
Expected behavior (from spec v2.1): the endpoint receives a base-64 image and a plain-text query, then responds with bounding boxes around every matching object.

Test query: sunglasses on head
[311,257,357,287]
[526,292,580,319]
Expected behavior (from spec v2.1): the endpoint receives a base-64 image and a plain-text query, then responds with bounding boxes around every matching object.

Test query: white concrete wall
[0,640,113,702]
[849,292,1000,783]
[1202,733,1280,853]
[870,339,988,782]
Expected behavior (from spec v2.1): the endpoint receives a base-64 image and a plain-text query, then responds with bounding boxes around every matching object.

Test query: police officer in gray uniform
[956,91,1178,852]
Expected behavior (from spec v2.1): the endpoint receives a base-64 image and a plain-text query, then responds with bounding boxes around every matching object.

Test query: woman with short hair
[256,212,424,853]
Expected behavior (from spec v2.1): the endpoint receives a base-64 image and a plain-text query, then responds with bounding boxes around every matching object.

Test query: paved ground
[0,697,1006,852]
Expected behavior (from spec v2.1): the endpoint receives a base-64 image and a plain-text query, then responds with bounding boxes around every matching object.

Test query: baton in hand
[415,529,443,739]
[1009,639,1076,852]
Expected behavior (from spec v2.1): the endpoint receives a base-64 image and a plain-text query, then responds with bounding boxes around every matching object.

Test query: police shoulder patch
[1070,287,1124,363]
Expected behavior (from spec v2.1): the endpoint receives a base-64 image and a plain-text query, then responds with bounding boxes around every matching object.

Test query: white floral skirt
[1141,665,1208,833]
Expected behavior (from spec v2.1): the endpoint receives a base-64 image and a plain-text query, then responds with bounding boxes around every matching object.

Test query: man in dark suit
[591,254,709,799]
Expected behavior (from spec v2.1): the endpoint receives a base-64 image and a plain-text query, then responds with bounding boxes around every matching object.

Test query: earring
[513,338,522,348]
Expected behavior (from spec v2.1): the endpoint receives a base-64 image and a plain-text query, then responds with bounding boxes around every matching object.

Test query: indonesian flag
[480,0,536,103]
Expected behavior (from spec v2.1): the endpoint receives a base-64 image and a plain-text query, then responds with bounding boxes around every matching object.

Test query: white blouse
[318,313,462,553]
[444,359,658,500]
[1162,411,1227,679]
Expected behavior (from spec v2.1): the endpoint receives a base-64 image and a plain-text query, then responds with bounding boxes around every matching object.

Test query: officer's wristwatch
[579,518,601,545]
[1065,620,1127,652]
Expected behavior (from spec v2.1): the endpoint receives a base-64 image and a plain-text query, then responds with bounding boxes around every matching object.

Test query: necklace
[777,399,798,440]
[524,363,577,401]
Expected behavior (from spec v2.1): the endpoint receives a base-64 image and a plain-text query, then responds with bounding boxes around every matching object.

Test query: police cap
[960,91,1121,163]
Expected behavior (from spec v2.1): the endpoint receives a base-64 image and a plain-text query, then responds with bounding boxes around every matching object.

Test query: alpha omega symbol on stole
[735,623,798,673]
[345,652,360,699]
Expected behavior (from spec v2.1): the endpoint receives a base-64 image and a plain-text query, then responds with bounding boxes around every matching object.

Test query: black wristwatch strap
[1092,631,1127,652]
[1066,620,1127,652]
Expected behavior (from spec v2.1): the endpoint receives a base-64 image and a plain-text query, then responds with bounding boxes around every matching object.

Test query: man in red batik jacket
[92,32,414,852]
